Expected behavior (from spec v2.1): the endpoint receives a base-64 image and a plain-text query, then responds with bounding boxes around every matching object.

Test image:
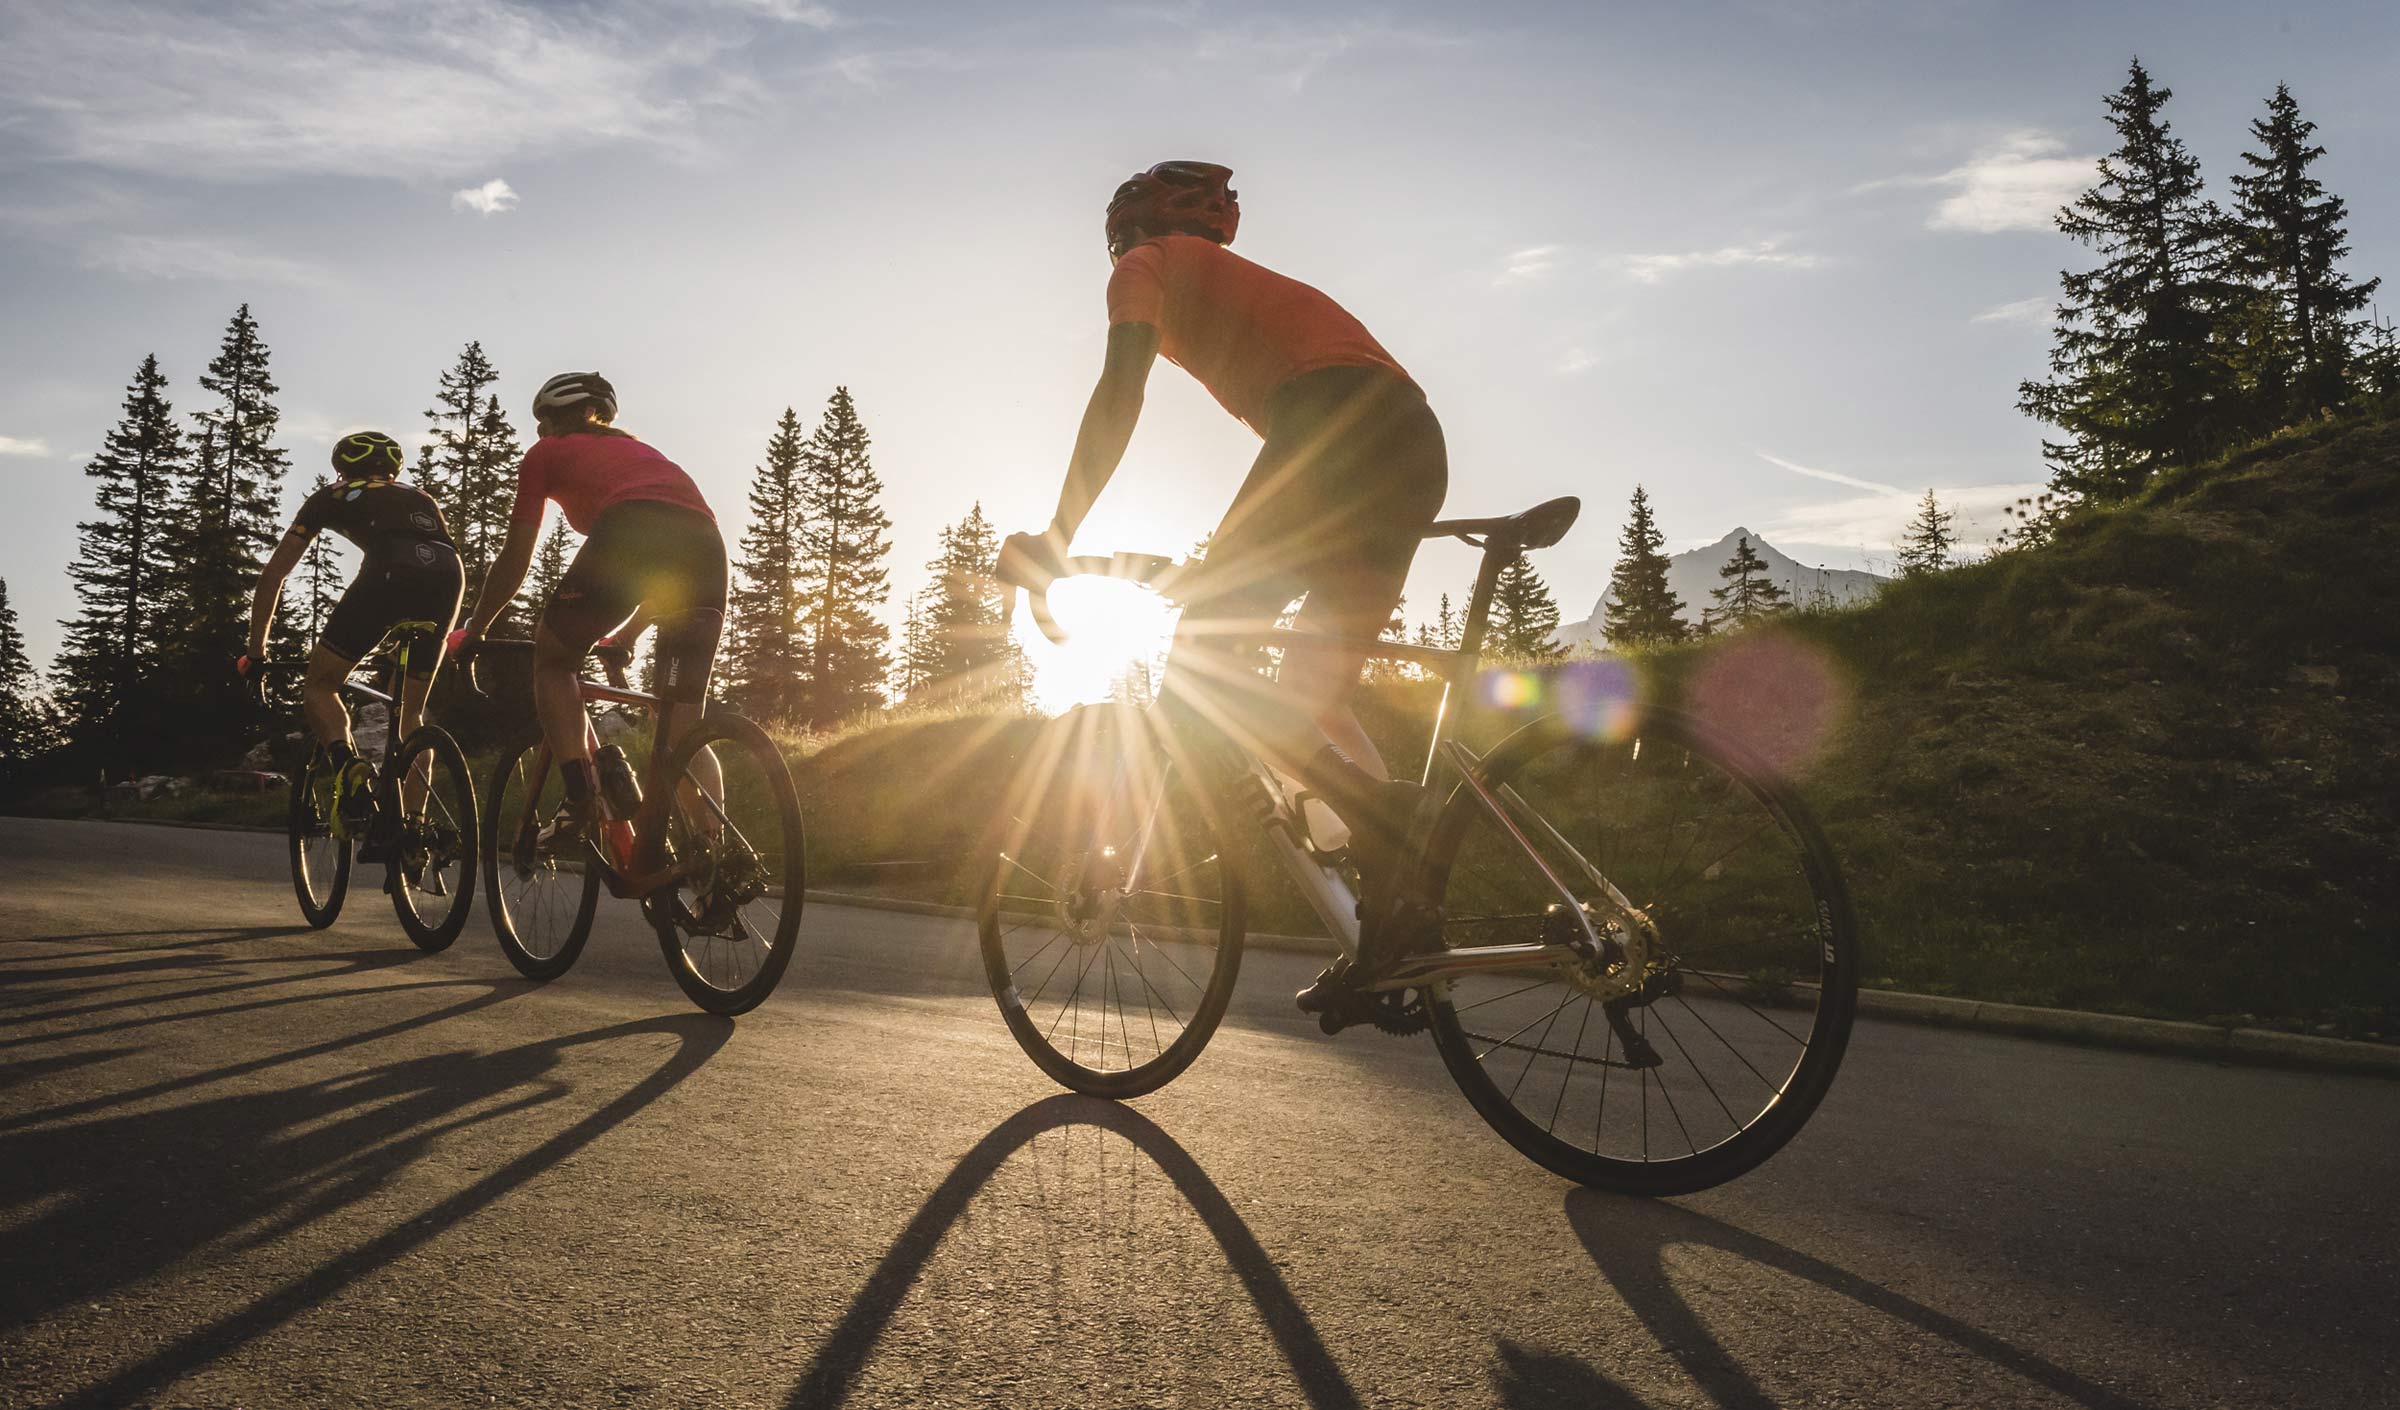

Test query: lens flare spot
[1019,577,1179,713]
[1686,633,1847,774]
[1553,657,1643,742]
[1478,669,1544,712]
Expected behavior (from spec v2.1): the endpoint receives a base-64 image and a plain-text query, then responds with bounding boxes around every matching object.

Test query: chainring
[1366,985,1430,1036]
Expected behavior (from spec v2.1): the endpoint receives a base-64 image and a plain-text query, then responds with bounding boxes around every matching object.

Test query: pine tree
[2228,83,2382,419]
[421,343,511,591]
[916,502,1023,703]
[726,408,811,725]
[0,578,55,778]
[168,305,293,737]
[56,354,185,762]
[1895,490,1958,577]
[1601,485,1687,649]
[515,514,577,626]
[294,535,346,642]
[2018,59,2239,505]
[2359,310,2400,401]
[1413,592,1460,651]
[794,387,892,725]
[1488,559,1563,658]
[895,589,937,702]
[1702,535,1792,633]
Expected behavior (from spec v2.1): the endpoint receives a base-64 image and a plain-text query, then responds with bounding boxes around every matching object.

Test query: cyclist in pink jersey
[451,373,727,829]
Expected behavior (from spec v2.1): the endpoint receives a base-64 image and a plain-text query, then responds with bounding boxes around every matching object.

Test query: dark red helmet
[1106,161,1239,260]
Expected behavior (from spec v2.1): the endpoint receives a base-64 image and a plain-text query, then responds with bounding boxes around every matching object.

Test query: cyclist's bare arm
[462,516,541,639]
[247,525,312,660]
[1049,321,1160,540]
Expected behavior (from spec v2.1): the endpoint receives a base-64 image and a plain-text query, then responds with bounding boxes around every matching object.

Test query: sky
[3,0,2397,678]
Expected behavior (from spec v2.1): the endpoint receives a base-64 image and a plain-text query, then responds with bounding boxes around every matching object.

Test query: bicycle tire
[649,711,806,1016]
[975,704,1246,1099]
[1423,707,1858,1195]
[388,725,478,952]
[482,731,603,980]
[289,748,349,928]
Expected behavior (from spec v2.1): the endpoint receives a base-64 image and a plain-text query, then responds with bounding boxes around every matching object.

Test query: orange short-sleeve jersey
[1105,235,1412,435]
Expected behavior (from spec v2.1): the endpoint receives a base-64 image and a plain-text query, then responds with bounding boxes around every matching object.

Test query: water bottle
[594,746,643,872]
[594,745,643,819]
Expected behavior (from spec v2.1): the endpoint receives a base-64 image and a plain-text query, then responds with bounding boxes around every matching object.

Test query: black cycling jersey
[291,476,456,562]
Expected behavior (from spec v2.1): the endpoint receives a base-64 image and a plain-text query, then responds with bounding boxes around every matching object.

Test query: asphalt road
[2,816,2394,1410]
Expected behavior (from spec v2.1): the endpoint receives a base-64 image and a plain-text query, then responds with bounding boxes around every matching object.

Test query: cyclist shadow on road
[0,925,421,1029]
[786,1092,1362,1410]
[2,1012,730,1410]
[1541,1191,2157,1410]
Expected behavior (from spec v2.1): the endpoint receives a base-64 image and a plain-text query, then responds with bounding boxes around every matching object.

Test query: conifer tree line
[2018,62,2391,530]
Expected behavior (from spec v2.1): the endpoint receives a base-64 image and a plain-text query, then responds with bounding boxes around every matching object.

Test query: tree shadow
[0,974,528,1131]
[7,1013,730,1410]
[1554,1191,2158,1410]
[786,1093,1360,1410]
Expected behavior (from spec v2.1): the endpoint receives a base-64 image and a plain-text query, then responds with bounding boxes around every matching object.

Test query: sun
[1015,575,1181,714]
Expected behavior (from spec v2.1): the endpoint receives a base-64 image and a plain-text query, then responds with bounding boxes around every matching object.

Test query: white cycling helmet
[531,371,617,422]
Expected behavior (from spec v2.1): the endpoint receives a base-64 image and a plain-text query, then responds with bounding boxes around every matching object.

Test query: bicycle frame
[497,661,731,903]
[1082,534,1639,993]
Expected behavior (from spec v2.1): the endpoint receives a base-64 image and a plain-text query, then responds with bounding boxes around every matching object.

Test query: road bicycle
[977,498,1858,1195]
[471,634,805,1016]
[274,622,478,952]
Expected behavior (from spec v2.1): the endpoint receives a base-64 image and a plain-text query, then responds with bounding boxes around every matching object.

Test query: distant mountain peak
[1558,526,1888,646]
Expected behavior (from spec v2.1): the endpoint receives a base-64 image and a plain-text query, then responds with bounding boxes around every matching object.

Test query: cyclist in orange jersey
[1001,162,1449,1000]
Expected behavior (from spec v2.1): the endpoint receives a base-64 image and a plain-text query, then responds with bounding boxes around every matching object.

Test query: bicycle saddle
[1426,496,1581,551]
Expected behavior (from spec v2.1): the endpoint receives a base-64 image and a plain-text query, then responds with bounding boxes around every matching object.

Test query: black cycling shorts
[1179,365,1448,646]
[543,499,729,703]
[320,543,465,678]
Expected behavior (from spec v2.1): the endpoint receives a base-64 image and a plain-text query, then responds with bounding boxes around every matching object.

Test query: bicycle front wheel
[388,726,478,952]
[1424,708,1857,1195]
[483,733,603,980]
[289,749,349,928]
[649,711,806,1017]
[975,704,1244,1099]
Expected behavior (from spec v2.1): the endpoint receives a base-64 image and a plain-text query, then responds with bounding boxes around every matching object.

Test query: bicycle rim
[976,704,1244,1099]
[289,752,349,928]
[388,727,478,952]
[651,713,805,1016]
[482,734,601,980]
[1425,708,1857,1195]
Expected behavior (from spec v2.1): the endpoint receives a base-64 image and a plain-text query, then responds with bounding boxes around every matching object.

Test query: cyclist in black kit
[240,432,465,836]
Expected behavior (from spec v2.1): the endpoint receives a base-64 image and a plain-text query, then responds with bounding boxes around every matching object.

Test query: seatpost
[1454,543,1515,663]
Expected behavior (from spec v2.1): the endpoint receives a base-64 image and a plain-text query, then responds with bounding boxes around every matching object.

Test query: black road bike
[978,498,1859,1195]
[275,623,478,951]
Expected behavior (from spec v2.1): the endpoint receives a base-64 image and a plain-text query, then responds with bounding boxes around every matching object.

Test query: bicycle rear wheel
[975,704,1244,1099]
[482,732,603,980]
[649,711,806,1016]
[388,726,477,952]
[289,749,349,928]
[1424,708,1857,1195]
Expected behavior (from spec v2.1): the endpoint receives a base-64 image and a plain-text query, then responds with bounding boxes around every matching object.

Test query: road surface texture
[3,816,2393,1409]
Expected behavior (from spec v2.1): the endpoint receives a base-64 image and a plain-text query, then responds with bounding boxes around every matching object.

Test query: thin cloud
[0,435,51,457]
[1495,245,1563,286]
[820,48,966,91]
[82,233,330,287]
[1972,295,2055,327]
[0,1,826,181]
[1764,480,2049,556]
[1181,16,1470,92]
[1864,131,2097,234]
[451,178,519,215]
[1619,239,1822,284]
[1555,347,1597,375]
[1756,451,1906,497]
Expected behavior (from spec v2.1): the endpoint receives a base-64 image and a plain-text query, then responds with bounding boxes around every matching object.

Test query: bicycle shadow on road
[1547,1191,2157,1410]
[4,1012,730,1410]
[0,926,420,1026]
[786,1092,1361,1410]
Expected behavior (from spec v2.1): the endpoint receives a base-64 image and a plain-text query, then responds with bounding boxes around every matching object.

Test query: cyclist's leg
[644,511,730,823]
[301,645,358,749]
[538,520,646,804]
[394,553,466,813]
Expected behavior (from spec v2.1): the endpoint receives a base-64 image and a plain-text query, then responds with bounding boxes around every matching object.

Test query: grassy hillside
[1698,415,2398,1033]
